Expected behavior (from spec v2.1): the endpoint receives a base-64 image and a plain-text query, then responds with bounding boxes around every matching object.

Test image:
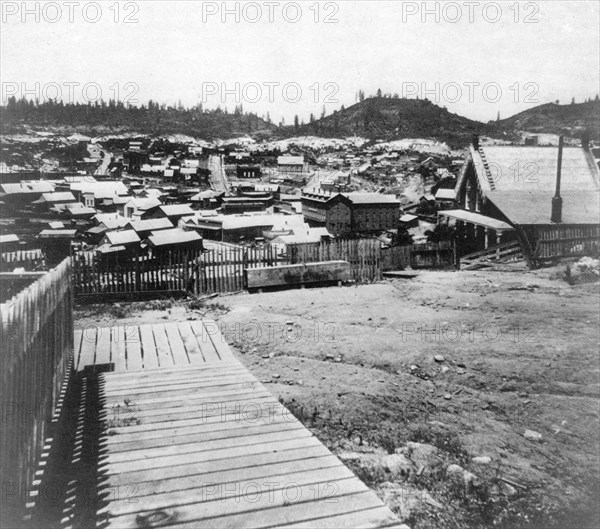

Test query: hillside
[285,97,497,148]
[2,96,599,145]
[0,99,278,141]
[495,99,600,140]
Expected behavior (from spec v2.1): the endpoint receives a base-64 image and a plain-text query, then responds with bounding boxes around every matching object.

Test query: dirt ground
[75,266,600,529]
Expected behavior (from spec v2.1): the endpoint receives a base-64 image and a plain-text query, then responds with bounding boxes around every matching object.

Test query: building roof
[102,231,141,246]
[95,214,129,230]
[435,189,457,200]
[189,213,305,232]
[191,190,224,201]
[0,234,20,244]
[87,225,108,235]
[35,192,76,203]
[126,197,162,211]
[48,221,65,229]
[272,227,332,245]
[278,156,304,166]
[399,214,418,223]
[70,181,129,199]
[127,218,174,233]
[344,193,400,205]
[157,204,195,217]
[39,229,77,238]
[63,203,96,217]
[1,181,54,195]
[468,145,600,225]
[147,229,202,247]
[438,210,514,232]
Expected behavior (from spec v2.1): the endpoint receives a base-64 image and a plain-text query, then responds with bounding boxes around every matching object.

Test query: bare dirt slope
[75,267,600,529]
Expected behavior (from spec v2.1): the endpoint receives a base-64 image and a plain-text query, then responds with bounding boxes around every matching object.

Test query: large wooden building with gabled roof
[440,136,600,265]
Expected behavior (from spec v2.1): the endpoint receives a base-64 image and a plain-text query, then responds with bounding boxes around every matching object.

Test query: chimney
[551,135,564,223]
[472,134,480,150]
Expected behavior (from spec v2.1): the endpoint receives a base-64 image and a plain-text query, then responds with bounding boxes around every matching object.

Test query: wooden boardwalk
[71,322,406,529]
[74,321,234,372]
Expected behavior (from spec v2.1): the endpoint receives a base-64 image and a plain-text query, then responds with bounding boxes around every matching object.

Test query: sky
[1,1,599,124]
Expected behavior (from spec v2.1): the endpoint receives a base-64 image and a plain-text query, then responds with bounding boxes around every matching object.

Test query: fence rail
[0,258,74,526]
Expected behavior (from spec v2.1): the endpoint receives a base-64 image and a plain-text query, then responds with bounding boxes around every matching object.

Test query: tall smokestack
[551,136,564,223]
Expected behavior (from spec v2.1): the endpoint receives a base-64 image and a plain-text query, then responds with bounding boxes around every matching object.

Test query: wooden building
[277,155,306,174]
[236,164,262,178]
[301,190,400,235]
[441,136,600,265]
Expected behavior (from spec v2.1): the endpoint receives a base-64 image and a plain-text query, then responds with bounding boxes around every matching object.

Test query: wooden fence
[410,241,456,269]
[0,258,74,526]
[71,239,458,300]
[73,245,288,300]
[287,239,383,283]
[530,225,600,260]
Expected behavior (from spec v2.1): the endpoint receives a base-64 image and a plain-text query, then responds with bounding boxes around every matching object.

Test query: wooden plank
[103,388,273,412]
[102,360,245,383]
[110,455,341,504]
[108,419,305,454]
[103,464,354,518]
[103,376,258,399]
[139,324,159,370]
[151,324,175,367]
[188,321,221,362]
[104,478,370,529]
[106,426,314,468]
[102,436,323,477]
[103,367,253,390]
[94,325,112,366]
[77,326,96,371]
[110,326,127,371]
[104,405,299,446]
[125,325,143,372]
[275,504,401,529]
[105,443,331,488]
[104,394,283,437]
[177,321,205,364]
[163,322,190,366]
[198,320,235,362]
[105,393,275,424]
